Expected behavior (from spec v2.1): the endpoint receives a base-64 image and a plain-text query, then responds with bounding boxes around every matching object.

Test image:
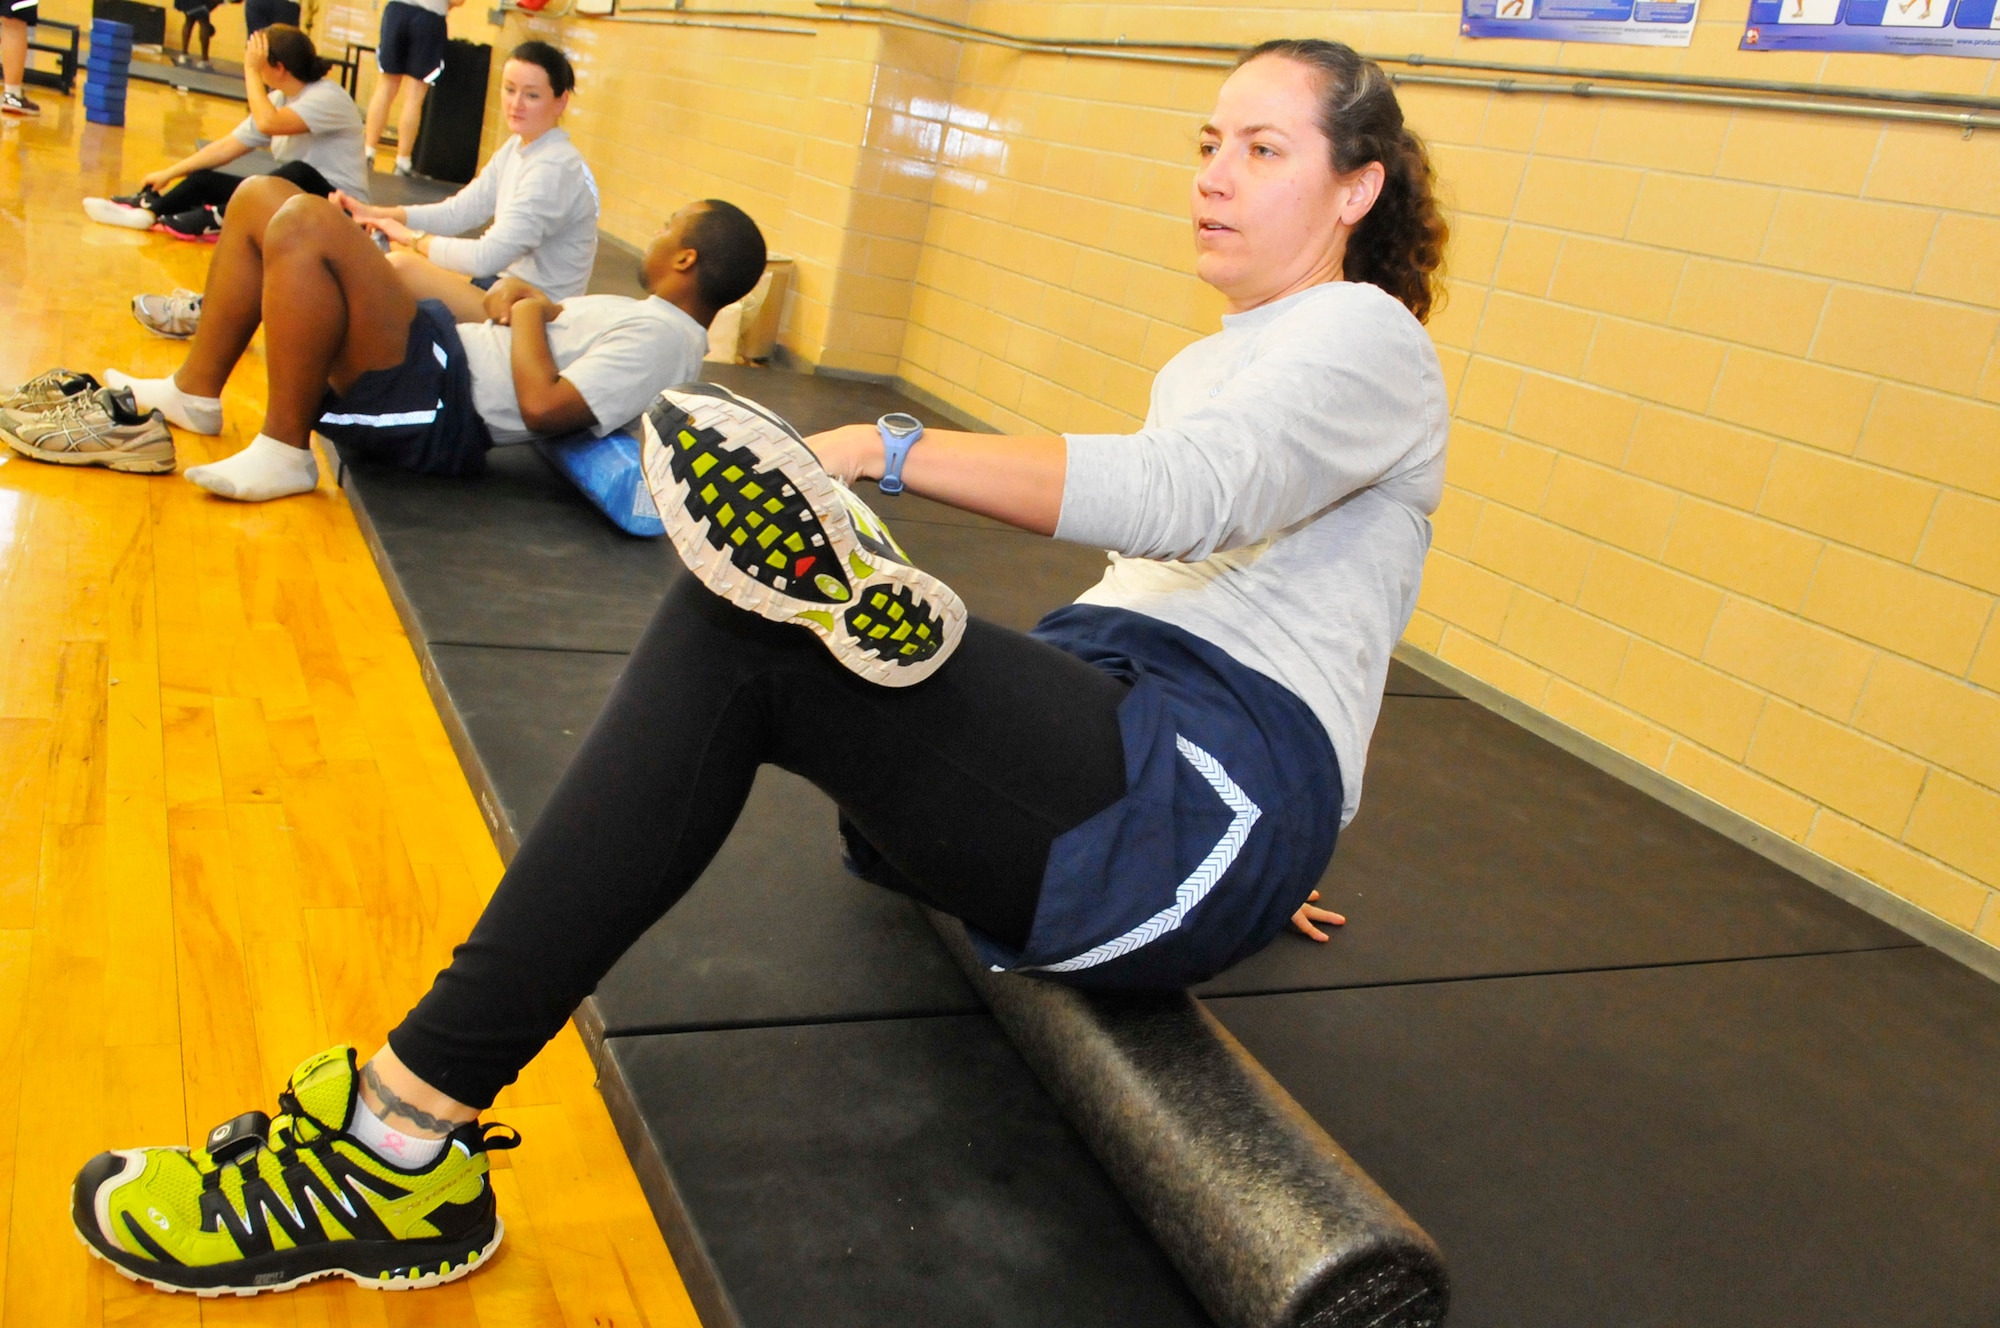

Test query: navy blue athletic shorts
[316,299,491,477]
[962,605,1344,990]
[243,0,300,34]
[5,0,38,27]
[377,0,446,81]
[470,275,500,292]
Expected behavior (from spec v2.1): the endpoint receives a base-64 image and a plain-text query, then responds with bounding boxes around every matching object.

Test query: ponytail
[262,24,332,83]
[1237,39,1447,324]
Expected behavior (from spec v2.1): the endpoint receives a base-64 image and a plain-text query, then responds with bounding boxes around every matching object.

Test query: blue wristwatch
[875,412,924,494]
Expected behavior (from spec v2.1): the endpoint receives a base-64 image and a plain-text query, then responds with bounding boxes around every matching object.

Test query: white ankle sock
[395,155,413,171]
[347,1095,449,1169]
[103,369,223,435]
[184,434,320,502]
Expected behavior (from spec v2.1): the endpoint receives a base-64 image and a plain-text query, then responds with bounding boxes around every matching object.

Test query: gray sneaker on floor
[0,90,39,117]
[0,387,176,474]
[131,289,203,339]
[0,368,101,414]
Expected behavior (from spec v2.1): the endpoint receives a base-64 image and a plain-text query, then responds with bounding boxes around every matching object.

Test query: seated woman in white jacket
[333,41,599,318]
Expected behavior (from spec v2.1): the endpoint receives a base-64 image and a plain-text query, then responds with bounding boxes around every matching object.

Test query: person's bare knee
[264,192,350,252]
[225,174,308,242]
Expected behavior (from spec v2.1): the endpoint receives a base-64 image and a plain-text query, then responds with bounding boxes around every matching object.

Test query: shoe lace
[13,368,75,397]
[34,391,106,426]
[189,1088,331,1214]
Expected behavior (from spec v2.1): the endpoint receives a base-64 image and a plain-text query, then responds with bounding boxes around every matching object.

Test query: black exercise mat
[604,1016,1216,1328]
[424,642,625,833]
[1196,695,1912,997]
[1209,947,2000,1328]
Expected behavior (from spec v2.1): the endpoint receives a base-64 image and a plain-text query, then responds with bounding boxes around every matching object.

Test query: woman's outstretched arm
[807,424,1068,537]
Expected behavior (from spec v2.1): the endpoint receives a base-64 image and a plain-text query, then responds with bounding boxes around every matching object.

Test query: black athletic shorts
[376,0,446,81]
[316,299,492,477]
[172,0,212,19]
[243,0,300,33]
[5,0,38,28]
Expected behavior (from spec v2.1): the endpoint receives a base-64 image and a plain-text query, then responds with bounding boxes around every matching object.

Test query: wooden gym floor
[0,79,702,1326]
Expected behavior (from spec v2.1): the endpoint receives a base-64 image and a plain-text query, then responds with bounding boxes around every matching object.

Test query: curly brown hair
[1237,39,1448,324]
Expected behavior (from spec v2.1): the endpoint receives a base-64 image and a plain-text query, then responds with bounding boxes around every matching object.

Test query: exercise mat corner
[927,912,1451,1328]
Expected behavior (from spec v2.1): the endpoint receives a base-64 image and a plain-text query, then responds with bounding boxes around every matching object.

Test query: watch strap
[876,415,923,494]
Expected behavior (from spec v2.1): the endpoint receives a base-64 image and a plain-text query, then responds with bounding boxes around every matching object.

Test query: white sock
[4,85,21,98]
[395,155,413,171]
[347,1094,449,1169]
[184,434,320,502]
[103,369,223,435]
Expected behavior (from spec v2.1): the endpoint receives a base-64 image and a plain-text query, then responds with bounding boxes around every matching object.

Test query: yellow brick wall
[470,1,1997,954]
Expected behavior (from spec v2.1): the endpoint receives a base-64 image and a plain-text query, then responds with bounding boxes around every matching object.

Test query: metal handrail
[595,0,2000,130]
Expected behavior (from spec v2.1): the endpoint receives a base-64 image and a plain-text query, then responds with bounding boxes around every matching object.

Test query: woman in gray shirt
[336,41,600,316]
[71,39,1451,1299]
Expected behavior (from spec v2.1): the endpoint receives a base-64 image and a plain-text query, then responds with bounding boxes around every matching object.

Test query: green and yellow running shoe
[71,1046,519,1297]
[642,383,967,687]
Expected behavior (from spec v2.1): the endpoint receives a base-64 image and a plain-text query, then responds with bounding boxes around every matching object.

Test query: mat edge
[1392,641,2000,986]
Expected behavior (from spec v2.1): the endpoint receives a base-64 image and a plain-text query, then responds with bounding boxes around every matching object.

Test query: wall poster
[1741,0,2000,56]
[1461,0,1703,46]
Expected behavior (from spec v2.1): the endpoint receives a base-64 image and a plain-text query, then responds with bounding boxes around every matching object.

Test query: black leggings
[154,159,336,218]
[389,574,1131,1109]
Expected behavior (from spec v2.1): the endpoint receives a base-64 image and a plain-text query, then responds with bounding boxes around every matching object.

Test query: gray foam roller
[930,914,1450,1328]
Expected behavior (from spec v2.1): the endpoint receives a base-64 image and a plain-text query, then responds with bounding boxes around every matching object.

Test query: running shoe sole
[72,1184,503,1297]
[642,385,965,687]
[155,224,221,244]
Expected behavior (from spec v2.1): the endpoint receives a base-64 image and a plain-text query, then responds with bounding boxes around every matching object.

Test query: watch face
[879,412,923,439]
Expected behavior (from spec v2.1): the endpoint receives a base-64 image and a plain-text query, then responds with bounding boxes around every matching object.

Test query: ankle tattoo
[361,1063,455,1137]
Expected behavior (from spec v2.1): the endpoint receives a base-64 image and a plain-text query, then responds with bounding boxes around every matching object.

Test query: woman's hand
[330,190,389,224]
[802,423,882,487]
[365,215,419,248]
[1289,890,1346,942]
[243,30,270,81]
[139,167,179,192]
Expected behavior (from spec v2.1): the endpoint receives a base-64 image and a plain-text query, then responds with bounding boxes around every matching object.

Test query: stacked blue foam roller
[84,19,134,127]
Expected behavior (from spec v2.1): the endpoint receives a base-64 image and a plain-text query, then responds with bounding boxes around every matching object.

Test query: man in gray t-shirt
[102,179,770,503]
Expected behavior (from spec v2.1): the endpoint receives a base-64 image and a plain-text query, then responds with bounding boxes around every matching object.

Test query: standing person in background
[362,0,463,177]
[243,0,302,37]
[335,42,598,317]
[1,0,39,117]
[173,0,222,69]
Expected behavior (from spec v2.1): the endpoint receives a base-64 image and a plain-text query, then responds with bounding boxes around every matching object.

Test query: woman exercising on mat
[333,41,601,318]
[73,37,1448,1299]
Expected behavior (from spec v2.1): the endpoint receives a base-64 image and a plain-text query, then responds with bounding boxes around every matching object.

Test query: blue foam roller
[90,18,133,35]
[532,425,666,538]
[88,35,132,51]
[83,95,128,115]
[87,45,132,63]
[85,61,131,80]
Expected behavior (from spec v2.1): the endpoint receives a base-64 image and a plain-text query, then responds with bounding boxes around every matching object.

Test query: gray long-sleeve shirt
[1057,280,1449,826]
[402,128,600,300]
